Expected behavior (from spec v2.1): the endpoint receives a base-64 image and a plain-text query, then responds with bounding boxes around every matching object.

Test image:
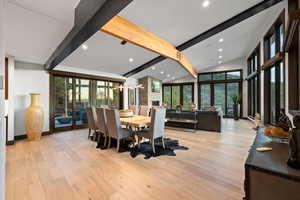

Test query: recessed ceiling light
[152,66,156,70]
[129,58,134,62]
[167,74,170,77]
[81,44,88,50]
[202,0,210,8]
[218,48,223,52]
[218,61,222,64]
[219,38,224,43]
[161,71,164,74]
[219,55,222,59]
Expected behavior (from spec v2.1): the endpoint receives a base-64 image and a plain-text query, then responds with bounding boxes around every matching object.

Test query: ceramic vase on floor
[25,93,44,141]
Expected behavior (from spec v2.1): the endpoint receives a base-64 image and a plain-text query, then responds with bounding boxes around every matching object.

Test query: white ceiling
[5,0,286,82]
[131,58,188,83]
[184,2,284,72]
[131,2,285,81]
[5,1,78,64]
[7,0,79,24]
[61,32,159,74]
[120,0,264,46]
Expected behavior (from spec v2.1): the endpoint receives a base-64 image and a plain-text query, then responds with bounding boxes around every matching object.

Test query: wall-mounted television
[151,80,161,93]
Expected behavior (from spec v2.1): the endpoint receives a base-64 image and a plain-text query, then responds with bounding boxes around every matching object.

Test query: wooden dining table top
[120,115,151,128]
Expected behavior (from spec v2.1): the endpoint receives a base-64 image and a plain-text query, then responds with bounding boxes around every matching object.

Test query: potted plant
[231,95,241,120]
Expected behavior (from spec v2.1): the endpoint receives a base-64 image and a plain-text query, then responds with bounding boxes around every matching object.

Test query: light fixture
[218,61,222,64]
[219,38,224,43]
[202,0,210,8]
[219,55,222,59]
[218,48,223,52]
[167,74,170,77]
[161,71,164,74]
[152,66,156,70]
[172,77,175,80]
[81,44,88,50]
[129,58,134,62]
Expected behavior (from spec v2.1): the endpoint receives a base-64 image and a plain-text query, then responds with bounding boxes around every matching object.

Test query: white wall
[0,0,5,199]
[14,61,49,136]
[7,56,14,141]
[13,63,138,136]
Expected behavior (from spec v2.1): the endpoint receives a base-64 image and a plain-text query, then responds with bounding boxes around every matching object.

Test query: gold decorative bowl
[119,110,134,118]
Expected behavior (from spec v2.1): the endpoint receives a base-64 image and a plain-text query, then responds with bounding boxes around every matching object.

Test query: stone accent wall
[138,76,162,107]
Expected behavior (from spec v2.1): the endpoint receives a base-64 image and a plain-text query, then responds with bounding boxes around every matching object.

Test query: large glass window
[214,83,226,112]
[198,70,242,117]
[227,83,239,116]
[200,84,211,108]
[183,85,193,110]
[263,11,285,124]
[163,86,171,109]
[74,79,91,126]
[53,76,73,129]
[162,83,194,110]
[51,73,122,132]
[171,86,180,109]
[247,45,260,118]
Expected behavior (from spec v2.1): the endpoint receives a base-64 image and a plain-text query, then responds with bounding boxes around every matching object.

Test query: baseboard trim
[6,140,15,145]
[14,131,51,141]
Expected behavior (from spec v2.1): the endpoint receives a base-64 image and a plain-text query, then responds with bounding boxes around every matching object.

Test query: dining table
[120,115,151,146]
[120,115,151,129]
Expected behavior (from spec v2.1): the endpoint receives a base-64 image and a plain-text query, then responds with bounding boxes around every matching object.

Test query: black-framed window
[198,70,242,117]
[162,83,194,110]
[49,71,123,132]
[247,44,261,118]
[263,10,285,125]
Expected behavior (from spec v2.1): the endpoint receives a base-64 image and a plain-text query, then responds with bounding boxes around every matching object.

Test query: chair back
[139,105,149,116]
[96,107,107,134]
[105,109,121,138]
[129,105,139,115]
[86,106,98,130]
[150,108,166,139]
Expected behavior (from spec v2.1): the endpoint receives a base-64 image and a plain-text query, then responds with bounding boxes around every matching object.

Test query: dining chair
[139,105,149,116]
[86,106,99,139]
[137,108,166,154]
[129,105,139,115]
[96,107,108,147]
[105,109,133,152]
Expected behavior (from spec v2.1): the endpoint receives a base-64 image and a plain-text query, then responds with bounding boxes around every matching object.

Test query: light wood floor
[6,119,255,200]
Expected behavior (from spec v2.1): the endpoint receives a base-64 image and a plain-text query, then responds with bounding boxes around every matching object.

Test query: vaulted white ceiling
[120,0,264,46]
[131,1,285,81]
[5,0,286,82]
[5,0,77,63]
[61,32,159,75]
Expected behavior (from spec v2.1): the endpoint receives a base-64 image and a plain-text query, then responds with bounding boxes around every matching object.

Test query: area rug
[96,136,188,159]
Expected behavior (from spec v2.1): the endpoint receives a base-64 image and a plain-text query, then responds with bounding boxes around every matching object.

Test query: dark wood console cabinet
[244,129,300,200]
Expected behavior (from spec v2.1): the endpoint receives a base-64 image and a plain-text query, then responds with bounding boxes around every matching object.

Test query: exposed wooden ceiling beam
[100,16,197,77]
[123,0,283,77]
[44,0,133,70]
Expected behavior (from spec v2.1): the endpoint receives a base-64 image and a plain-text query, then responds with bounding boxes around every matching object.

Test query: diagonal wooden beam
[100,16,197,77]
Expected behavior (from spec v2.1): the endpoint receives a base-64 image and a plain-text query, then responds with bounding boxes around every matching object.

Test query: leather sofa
[165,109,222,132]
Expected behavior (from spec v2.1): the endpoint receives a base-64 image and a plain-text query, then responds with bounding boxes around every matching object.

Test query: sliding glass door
[214,83,226,112]
[227,83,239,116]
[198,70,242,117]
[53,76,73,129]
[74,78,91,127]
[162,83,194,110]
[50,73,123,132]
